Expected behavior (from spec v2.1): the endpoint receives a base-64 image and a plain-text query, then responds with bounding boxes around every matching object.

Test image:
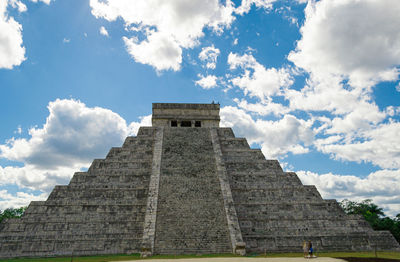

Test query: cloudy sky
[1,0,400,216]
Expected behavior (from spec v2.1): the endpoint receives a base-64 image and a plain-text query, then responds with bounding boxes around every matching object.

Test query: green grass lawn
[1,252,399,262]
[0,254,143,262]
[254,251,400,260]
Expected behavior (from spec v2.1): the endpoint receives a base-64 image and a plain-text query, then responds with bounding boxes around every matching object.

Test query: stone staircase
[154,128,232,254]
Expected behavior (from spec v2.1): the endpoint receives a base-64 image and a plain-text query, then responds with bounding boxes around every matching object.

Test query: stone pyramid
[0,103,399,258]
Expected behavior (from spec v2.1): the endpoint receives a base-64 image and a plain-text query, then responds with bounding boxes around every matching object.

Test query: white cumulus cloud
[0,99,145,169]
[235,0,277,15]
[195,74,218,89]
[0,165,78,192]
[228,52,293,101]
[221,106,314,158]
[0,189,47,211]
[9,0,27,12]
[89,0,279,72]
[199,45,220,70]
[0,99,151,195]
[223,44,399,175]
[128,114,152,136]
[30,0,52,4]
[233,98,290,117]
[396,82,400,93]
[288,0,400,88]
[123,34,182,72]
[99,26,109,37]
[90,0,236,72]
[0,0,26,69]
[315,121,400,169]
[0,0,53,70]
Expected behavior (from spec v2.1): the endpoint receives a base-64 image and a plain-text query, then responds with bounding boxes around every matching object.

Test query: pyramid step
[227,170,283,177]
[231,185,322,203]
[105,147,130,158]
[105,153,153,162]
[235,201,346,214]
[229,172,303,187]
[219,138,250,150]
[238,218,372,231]
[137,127,156,137]
[47,186,149,201]
[27,200,147,207]
[88,159,152,171]
[24,204,146,214]
[230,182,301,189]
[243,231,399,252]
[19,214,145,224]
[225,160,283,173]
[83,169,151,176]
[67,182,150,188]
[221,149,265,159]
[216,127,235,138]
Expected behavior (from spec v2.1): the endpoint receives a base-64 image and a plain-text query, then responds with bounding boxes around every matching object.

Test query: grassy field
[1,252,399,262]
[0,253,237,262]
[256,251,400,259]
[0,253,141,262]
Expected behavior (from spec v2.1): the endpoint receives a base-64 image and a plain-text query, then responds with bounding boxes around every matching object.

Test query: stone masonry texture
[0,103,399,258]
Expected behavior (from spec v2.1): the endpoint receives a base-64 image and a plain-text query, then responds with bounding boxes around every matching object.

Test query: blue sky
[1,0,400,216]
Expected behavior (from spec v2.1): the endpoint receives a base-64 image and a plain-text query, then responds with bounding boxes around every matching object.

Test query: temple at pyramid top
[152,103,220,127]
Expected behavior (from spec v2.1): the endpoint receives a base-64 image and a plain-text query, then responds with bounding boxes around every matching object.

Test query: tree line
[339,199,400,244]
[0,207,27,223]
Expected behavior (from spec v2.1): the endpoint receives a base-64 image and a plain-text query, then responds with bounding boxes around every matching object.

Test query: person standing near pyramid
[303,241,308,258]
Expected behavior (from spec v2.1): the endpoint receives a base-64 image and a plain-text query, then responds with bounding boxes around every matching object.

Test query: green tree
[340,199,384,216]
[0,206,27,223]
[339,199,400,244]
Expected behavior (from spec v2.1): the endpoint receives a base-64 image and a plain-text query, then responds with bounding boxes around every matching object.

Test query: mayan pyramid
[0,103,399,258]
